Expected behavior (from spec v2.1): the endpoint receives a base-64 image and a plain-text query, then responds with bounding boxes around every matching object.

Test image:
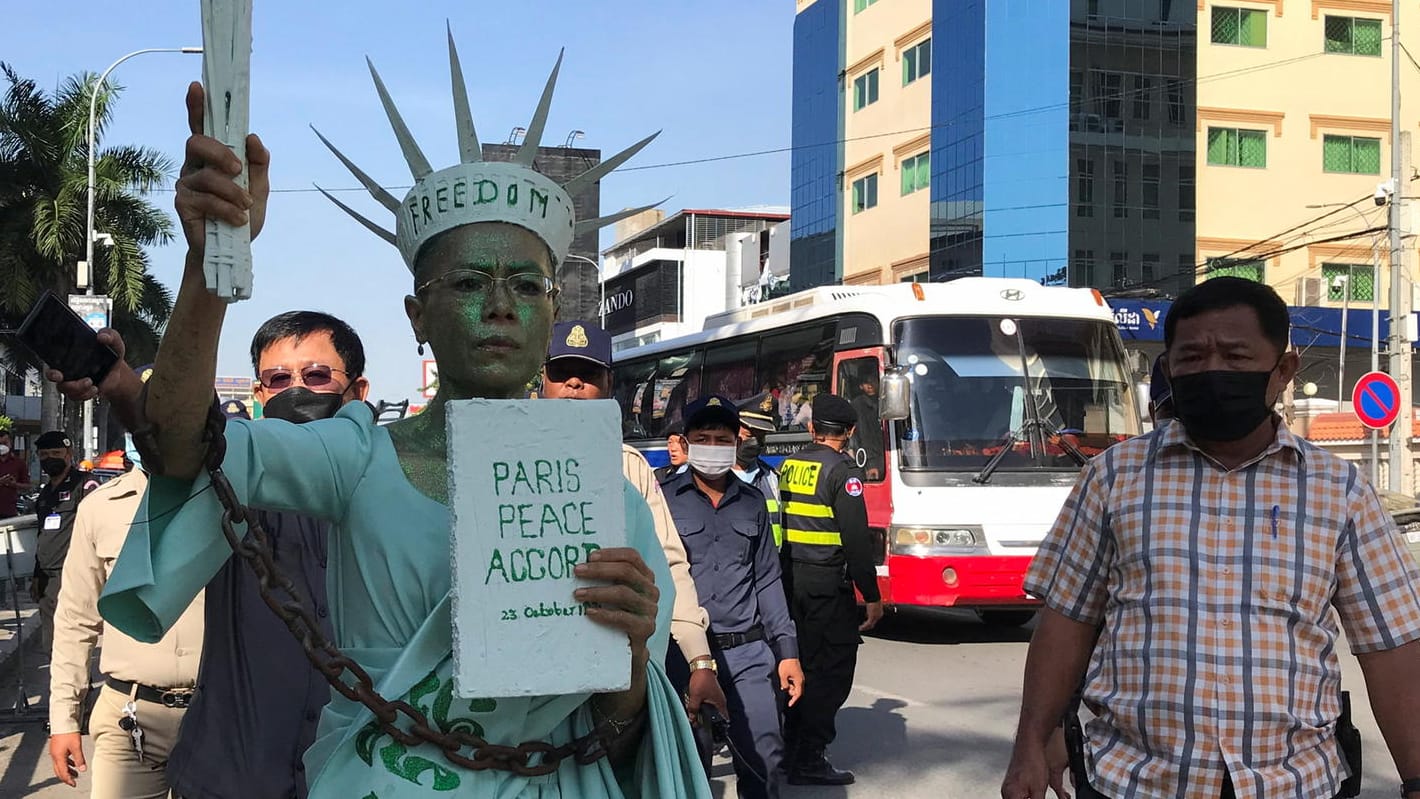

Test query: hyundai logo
[1001,289,1025,301]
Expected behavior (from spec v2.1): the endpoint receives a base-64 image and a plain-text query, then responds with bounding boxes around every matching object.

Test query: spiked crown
[314,25,662,273]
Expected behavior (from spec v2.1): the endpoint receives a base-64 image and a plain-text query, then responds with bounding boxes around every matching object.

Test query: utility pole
[1388,0,1414,496]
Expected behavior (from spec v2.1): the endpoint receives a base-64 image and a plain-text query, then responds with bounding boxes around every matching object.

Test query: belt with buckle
[106,677,195,709]
[710,626,764,650]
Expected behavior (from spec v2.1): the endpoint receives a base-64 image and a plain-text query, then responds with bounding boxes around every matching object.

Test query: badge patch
[845,477,864,497]
[566,324,589,348]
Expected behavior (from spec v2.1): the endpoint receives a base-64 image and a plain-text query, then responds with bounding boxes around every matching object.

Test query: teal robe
[98,402,710,798]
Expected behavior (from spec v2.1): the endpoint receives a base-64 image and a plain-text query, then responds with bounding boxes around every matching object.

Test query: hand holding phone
[16,292,120,385]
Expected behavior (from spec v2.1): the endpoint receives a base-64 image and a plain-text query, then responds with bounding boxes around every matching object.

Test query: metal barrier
[0,514,42,721]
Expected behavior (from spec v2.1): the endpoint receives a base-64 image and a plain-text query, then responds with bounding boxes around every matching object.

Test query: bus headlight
[890,525,985,554]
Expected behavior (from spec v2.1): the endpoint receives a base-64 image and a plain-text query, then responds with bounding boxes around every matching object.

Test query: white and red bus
[611,278,1141,625]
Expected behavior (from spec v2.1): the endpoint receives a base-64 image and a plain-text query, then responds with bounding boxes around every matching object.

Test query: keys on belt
[106,677,195,708]
[710,626,765,650]
[118,701,145,763]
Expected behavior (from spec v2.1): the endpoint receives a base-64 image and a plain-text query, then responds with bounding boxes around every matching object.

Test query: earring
[418,342,425,356]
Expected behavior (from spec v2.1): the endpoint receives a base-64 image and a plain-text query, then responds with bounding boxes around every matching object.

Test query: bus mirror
[880,368,910,421]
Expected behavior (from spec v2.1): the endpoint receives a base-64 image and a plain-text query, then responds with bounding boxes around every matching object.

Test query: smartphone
[15,291,119,383]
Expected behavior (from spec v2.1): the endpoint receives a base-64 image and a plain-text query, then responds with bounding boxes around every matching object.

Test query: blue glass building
[789,0,844,291]
[791,0,1198,295]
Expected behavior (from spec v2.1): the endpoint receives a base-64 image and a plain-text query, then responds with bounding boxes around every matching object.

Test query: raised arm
[49,83,267,473]
[150,83,269,478]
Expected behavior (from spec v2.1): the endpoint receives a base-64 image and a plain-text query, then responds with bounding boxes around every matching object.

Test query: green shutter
[1238,130,1267,167]
[1207,128,1233,165]
[917,152,930,191]
[1353,138,1381,174]
[852,179,863,212]
[901,158,914,195]
[854,0,868,12]
[1241,9,1267,46]
[1323,135,1352,171]
[903,48,915,85]
[1356,19,1382,55]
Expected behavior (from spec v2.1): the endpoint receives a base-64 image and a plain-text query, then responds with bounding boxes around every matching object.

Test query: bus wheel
[977,610,1037,627]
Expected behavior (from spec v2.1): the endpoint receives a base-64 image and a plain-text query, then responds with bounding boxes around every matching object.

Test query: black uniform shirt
[664,472,799,660]
[34,468,96,574]
[780,444,882,603]
[167,510,332,799]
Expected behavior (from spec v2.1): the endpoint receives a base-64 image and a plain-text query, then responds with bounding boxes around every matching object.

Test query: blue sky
[4,0,795,403]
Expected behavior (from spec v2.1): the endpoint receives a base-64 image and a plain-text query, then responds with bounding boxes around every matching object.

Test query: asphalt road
[0,608,1404,798]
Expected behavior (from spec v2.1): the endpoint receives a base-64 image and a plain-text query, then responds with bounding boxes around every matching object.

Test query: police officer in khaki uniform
[540,320,727,721]
[777,394,884,785]
[48,455,204,798]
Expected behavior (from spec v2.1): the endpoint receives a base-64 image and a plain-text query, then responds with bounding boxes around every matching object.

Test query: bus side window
[650,350,703,438]
[703,340,758,407]
[613,358,658,439]
[758,323,835,432]
[837,357,886,481]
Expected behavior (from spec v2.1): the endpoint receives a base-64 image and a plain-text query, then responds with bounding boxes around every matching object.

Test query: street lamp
[565,253,605,327]
[83,47,202,295]
[79,46,200,462]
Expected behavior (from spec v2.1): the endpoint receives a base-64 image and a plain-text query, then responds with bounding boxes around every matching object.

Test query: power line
[148,42,1348,195]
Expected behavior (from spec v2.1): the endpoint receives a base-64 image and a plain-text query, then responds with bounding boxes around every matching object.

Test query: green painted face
[405,222,557,399]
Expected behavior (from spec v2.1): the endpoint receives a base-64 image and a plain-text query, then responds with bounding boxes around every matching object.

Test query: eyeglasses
[258,364,350,391]
[415,269,556,301]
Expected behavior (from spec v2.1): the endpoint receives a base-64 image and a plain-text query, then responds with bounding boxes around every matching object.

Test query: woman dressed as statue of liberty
[61,26,709,799]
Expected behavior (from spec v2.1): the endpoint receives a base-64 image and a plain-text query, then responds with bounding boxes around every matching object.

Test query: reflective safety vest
[741,462,785,548]
[778,447,846,552]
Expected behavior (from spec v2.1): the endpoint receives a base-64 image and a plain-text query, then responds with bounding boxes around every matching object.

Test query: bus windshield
[893,316,1140,472]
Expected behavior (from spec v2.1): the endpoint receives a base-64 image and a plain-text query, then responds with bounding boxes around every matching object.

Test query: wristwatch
[688,657,718,674]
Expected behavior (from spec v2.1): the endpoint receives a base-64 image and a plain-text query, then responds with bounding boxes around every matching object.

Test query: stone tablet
[447,399,629,698]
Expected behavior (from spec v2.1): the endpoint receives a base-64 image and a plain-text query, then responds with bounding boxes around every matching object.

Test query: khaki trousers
[88,683,186,799]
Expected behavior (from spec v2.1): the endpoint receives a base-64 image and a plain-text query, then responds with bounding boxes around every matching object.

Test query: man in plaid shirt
[1003,278,1420,799]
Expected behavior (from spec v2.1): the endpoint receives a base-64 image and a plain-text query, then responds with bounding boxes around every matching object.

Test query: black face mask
[736,437,762,468]
[263,387,345,424]
[40,458,68,478]
[1170,366,1277,443]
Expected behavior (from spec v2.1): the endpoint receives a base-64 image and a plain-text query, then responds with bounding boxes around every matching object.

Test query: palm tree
[0,63,176,437]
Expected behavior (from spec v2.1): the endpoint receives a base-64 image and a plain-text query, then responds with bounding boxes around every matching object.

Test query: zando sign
[599,288,634,318]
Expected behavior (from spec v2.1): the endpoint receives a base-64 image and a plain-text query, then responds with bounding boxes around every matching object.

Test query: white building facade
[599,209,791,352]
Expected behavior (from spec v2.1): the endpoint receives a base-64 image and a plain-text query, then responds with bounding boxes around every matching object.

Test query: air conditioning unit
[1296,277,1324,306]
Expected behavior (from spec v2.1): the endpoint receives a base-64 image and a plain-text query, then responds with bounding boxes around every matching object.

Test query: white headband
[314,25,663,272]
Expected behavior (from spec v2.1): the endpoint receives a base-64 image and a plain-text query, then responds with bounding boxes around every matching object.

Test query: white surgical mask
[687,444,736,478]
[0,445,9,457]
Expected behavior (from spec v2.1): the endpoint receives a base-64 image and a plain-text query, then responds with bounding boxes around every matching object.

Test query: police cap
[811,394,858,428]
[684,395,740,432]
[222,399,252,420]
[1148,354,1172,410]
[36,431,72,450]
[738,392,778,433]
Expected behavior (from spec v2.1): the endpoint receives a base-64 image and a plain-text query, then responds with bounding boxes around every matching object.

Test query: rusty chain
[197,404,616,776]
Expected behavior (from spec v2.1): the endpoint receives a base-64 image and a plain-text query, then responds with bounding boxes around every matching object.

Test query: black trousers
[783,564,860,765]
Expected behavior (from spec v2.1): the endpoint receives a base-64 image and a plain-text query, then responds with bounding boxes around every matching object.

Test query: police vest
[778,447,845,553]
[745,463,785,548]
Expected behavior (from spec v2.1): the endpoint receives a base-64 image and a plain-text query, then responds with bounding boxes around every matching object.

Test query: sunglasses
[416,269,556,301]
[258,364,350,391]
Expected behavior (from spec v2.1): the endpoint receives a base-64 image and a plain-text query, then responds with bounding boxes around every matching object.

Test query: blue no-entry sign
[1353,371,1402,430]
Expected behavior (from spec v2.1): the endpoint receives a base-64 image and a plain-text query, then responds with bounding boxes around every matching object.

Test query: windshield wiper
[972,418,1090,485]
